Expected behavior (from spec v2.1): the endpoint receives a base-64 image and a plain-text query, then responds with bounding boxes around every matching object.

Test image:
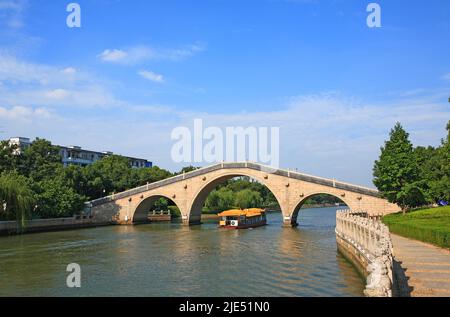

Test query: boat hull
[219,220,267,230]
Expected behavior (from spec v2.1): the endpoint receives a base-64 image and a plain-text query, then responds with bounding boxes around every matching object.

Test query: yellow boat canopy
[218,208,266,218]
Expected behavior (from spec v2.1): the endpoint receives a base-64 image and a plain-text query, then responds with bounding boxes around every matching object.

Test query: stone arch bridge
[87,162,399,227]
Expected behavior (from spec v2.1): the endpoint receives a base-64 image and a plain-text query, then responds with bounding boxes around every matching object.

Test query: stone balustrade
[335,209,394,297]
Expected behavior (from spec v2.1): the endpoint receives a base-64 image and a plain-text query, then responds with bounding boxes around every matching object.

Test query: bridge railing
[336,209,394,297]
[88,162,380,207]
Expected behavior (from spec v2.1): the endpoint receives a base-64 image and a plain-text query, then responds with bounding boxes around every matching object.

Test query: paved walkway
[391,234,450,297]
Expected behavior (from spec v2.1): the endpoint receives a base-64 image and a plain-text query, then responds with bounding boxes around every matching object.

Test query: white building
[8,137,152,168]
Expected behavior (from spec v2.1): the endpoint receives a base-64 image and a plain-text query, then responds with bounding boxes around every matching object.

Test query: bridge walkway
[392,234,450,297]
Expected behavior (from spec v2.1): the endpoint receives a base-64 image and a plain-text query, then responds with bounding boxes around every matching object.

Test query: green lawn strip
[383,207,450,249]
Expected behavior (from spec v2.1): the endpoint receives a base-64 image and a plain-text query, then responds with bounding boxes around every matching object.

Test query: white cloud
[0,0,25,10]
[0,0,27,29]
[61,67,77,75]
[138,70,164,83]
[97,49,128,63]
[0,54,120,108]
[0,54,86,85]
[442,73,450,80]
[97,43,205,65]
[0,105,51,120]
[44,89,71,100]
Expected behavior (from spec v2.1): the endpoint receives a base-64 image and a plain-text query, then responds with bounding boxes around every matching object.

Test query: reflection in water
[0,207,364,297]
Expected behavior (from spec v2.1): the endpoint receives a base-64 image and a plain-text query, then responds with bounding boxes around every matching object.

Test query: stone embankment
[336,210,394,297]
[0,216,110,236]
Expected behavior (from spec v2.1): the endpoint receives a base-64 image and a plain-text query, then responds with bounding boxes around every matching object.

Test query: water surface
[0,207,364,296]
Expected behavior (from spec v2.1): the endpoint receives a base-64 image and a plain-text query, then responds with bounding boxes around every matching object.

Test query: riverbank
[383,206,450,249]
[0,217,111,236]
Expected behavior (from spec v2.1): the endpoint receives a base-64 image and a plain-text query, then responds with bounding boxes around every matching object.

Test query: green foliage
[177,166,199,174]
[83,155,134,198]
[0,140,19,172]
[234,189,263,209]
[168,205,181,218]
[428,121,450,202]
[303,194,343,206]
[373,122,426,211]
[132,166,173,186]
[0,138,173,221]
[205,187,235,211]
[383,206,450,249]
[32,177,86,219]
[374,121,450,211]
[153,197,169,210]
[0,172,35,231]
[20,138,62,181]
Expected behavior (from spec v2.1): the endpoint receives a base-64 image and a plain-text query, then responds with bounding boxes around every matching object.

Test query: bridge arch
[289,191,356,225]
[132,193,181,224]
[187,171,286,225]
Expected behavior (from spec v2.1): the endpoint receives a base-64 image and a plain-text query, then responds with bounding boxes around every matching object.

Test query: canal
[0,207,365,297]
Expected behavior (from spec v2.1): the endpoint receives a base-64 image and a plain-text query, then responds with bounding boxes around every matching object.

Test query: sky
[0,0,449,187]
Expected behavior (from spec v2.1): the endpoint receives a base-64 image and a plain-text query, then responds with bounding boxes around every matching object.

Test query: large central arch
[289,191,355,225]
[188,172,285,224]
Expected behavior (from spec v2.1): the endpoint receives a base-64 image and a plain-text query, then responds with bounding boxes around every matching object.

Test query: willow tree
[0,172,35,233]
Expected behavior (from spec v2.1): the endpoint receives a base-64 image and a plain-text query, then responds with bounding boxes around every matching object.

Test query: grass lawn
[383,206,450,249]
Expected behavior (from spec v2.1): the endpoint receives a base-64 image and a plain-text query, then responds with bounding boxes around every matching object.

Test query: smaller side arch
[289,192,354,225]
[132,194,180,224]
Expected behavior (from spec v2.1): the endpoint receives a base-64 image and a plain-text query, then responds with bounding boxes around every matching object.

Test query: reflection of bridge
[88,162,399,227]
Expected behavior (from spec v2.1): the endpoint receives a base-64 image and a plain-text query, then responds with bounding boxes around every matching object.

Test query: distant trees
[205,187,235,211]
[235,189,263,209]
[373,121,450,213]
[0,139,173,221]
[204,178,275,212]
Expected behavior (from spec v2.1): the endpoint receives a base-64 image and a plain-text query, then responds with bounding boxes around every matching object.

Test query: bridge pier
[182,214,202,226]
[282,216,298,228]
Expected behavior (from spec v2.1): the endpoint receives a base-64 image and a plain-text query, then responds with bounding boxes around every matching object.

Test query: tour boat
[218,208,267,229]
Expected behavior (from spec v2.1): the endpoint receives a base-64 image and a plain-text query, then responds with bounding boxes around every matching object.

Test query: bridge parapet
[336,210,394,297]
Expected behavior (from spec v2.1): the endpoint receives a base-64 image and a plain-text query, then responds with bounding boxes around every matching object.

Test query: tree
[373,122,425,213]
[83,155,133,199]
[19,138,61,182]
[0,172,35,232]
[178,166,199,174]
[33,178,86,219]
[132,166,173,188]
[205,187,235,211]
[413,146,440,203]
[234,189,263,209]
[0,140,19,172]
[429,120,450,202]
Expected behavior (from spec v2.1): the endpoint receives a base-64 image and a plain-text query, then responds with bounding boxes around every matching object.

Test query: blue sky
[0,0,449,187]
